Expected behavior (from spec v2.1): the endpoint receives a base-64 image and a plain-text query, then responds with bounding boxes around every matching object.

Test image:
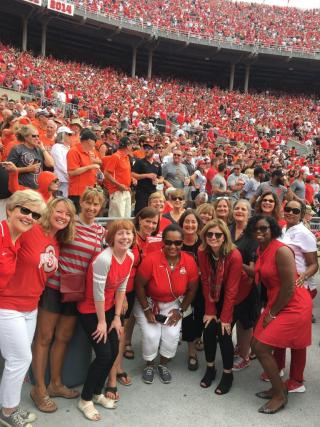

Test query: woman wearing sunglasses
[198,219,242,394]
[0,197,75,427]
[246,215,312,414]
[272,200,318,393]
[31,188,105,413]
[162,189,186,224]
[254,191,286,227]
[134,224,198,385]
[212,198,233,225]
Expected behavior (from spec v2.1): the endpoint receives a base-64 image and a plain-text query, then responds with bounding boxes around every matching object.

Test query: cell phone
[155,314,167,324]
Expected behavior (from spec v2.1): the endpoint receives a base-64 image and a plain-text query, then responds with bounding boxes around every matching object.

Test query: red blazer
[198,247,242,323]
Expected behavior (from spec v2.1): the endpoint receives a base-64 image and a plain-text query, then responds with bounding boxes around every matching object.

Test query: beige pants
[108,190,131,218]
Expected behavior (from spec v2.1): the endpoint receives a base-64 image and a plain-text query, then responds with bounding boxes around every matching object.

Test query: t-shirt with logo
[0,224,59,311]
[7,143,44,189]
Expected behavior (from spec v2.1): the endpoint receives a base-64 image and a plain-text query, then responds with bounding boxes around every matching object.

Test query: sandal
[123,344,135,359]
[116,372,132,386]
[105,386,120,402]
[195,339,204,352]
[93,394,117,409]
[215,372,233,395]
[47,384,80,399]
[188,356,199,371]
[78,400,101,421]
[200,366,216,388]
[30,390,57,413]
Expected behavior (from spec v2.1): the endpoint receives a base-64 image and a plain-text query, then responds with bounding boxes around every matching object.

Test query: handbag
[60,229,100,303]
[60,272,86,303]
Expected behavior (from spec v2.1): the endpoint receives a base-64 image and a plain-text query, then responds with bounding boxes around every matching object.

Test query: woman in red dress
[246,215,312,414]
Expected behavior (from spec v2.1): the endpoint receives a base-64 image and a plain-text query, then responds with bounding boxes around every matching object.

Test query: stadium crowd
[73,0,320,53]
[0,42,320,426]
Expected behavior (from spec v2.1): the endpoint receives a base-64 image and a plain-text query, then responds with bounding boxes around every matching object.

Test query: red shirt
[78,250,133,314]
[137,250,198,302]
[0,224,59,311]
[0,220,21,291]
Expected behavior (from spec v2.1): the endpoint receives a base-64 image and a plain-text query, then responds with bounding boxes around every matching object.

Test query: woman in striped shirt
[30,188,105,414]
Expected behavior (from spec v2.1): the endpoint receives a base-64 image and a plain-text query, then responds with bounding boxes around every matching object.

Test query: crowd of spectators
[1,43,320,152]
[73,0,320,53]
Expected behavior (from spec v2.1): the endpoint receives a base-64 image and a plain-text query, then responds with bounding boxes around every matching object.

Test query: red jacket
[198,247,242,323]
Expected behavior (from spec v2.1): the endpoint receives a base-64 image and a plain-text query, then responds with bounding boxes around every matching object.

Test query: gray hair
[233,198,252,217]
[6,189,46,212]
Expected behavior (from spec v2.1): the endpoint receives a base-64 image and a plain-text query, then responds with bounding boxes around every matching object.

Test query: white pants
[0,309,37,408]
[134,299,181,361]
[59,182,69,198]
[108,191,131,218]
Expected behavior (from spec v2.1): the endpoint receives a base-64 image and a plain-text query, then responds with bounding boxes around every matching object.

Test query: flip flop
[123,344,135,359]
[116,372,132,386]
[105,386,120,402]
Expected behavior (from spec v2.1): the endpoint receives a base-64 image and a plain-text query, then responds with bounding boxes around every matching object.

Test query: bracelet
[143,305,151,312]
[269,310,277,319]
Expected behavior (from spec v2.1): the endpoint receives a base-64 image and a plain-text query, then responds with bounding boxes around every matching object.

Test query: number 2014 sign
[48,0,75,16]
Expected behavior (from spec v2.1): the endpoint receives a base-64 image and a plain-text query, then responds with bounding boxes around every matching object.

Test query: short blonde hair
[6,189,46,213]
[80,187,104,206]
[170,188,185,200]
[213,198,233,224]
[15,124,37,142]
[148,191,165,204]
[196,203,215,219]
[40,198,76,244]
[200,219,235,257]
[106,219,136,247]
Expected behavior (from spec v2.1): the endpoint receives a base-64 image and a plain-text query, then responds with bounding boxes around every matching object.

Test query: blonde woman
[198,219,242,394]
[0,197,75,427]
[31,188,105,413]
[196,203,215,227]
[213,198,233,225]
[162,189,186,224]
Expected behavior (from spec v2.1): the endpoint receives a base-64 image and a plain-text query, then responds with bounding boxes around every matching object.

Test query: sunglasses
[171,196,184,201]
[164,239,183,247]
[16,205,42,220]
[157,146,164,149]
[206,232,224,239]
[31,134,39,138]
[284,206,301,215]
[52,179,60,183]
[254,225,270,233]
[262,198,275,203]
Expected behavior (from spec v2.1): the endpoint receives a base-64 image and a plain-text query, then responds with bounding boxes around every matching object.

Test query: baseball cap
[57,126,73,134]
[119,136,132,148]
[70,118,83,128]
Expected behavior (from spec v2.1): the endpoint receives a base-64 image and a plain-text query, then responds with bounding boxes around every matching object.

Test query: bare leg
[124,314,135,358]
[253,339,287,411]
[236,322,252,360]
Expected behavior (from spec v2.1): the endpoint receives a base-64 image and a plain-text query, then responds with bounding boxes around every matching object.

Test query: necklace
[211,252,219,261]
[168,258,179,269]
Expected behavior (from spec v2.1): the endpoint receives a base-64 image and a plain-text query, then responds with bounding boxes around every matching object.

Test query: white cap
[57,126,73,134]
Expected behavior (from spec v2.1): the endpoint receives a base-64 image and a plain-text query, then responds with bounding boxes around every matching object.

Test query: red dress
[254,240,312,349]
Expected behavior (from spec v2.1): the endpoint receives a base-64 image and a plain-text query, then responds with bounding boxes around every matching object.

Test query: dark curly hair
[255,191,281,221]
[245,214,282,239]
[162,223,184,240]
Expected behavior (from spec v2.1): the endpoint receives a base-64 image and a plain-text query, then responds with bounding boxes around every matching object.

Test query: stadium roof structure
[1,0,320,92]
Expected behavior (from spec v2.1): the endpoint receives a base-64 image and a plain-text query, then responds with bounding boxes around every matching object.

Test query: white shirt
[279,222,318,290]
[51,143,70,183]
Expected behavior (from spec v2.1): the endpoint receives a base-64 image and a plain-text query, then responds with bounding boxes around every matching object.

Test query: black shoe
[200,366,216,388]
[215,372,233,395]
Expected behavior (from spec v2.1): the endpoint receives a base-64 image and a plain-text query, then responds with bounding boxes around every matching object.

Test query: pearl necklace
[211,252,219,262]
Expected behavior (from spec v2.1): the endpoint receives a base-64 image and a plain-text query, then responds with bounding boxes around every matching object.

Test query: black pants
[203,320,234,370]
[79,307,119,401]
[134,190,152,215]
[182,287,204,342]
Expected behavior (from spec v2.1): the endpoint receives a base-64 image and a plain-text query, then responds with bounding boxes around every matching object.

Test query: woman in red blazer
[198,219,242,395]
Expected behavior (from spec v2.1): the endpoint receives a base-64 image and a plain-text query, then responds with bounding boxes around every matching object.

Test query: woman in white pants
[134,224,199,385]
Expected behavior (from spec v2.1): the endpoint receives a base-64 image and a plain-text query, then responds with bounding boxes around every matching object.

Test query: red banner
[22,0,42,5]
[47,0,74,16]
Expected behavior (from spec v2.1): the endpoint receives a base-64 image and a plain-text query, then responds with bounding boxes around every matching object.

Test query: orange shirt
[67,143,97,196]
[40,134,55,151]
[69,134,80,147]
[104,150,131,194]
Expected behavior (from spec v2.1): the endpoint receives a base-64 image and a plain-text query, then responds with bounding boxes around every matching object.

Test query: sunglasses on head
[171,196,183,201]
[206,231,223,239]
[254,225,270,233]
[164,239,183,247]
[284,206,301,215]
[16,205,41,220]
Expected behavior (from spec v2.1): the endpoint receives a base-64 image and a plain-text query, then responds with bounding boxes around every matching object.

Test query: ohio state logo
[39,245,58,273]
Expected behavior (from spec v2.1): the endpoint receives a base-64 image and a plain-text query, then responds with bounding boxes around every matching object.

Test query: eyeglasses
[171,196,184,201]
[157,146,164,149]
[31,134,39,138]
[15,205,42,220]
[284,206,301,215]
[52,179,60,183]
[206,232,224,239]
[164,239,183,247]
[254,225,270,233]
[262,198,275,204]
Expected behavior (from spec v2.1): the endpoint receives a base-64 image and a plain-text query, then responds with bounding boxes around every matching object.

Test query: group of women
[0,186,317,426]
